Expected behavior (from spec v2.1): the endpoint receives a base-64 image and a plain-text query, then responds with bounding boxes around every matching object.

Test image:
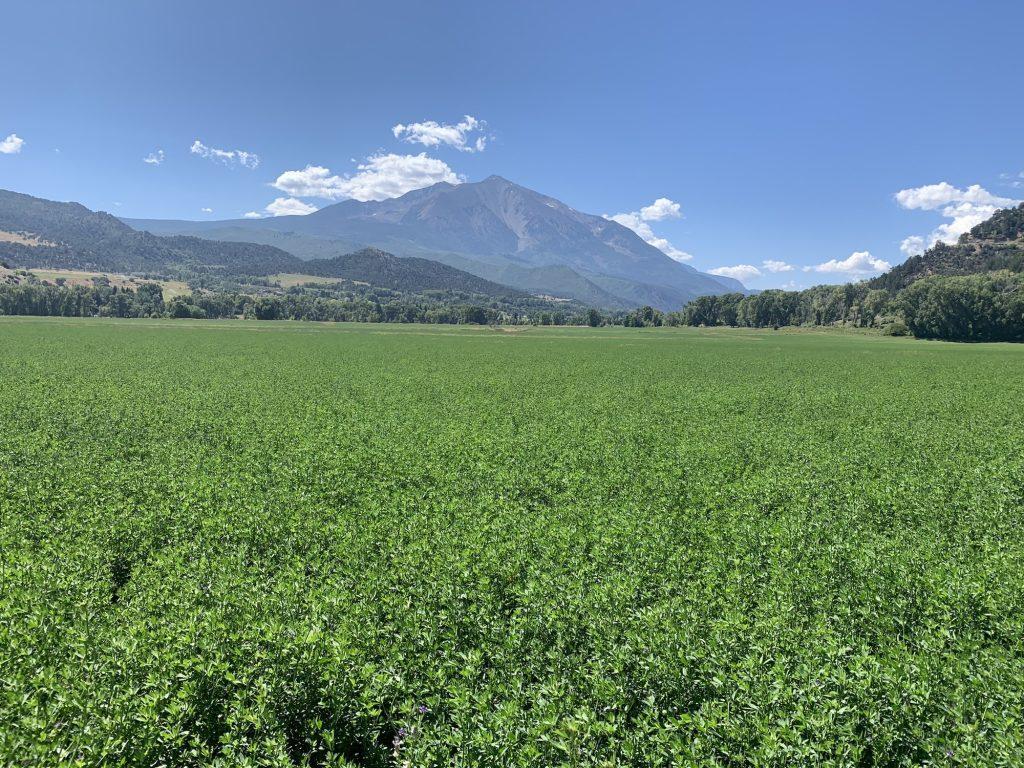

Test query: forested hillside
[299,248,524,297]
[0,190,526,299]
[678,204,1024,341]
[0,190,310,275]
[870,204,1024,291]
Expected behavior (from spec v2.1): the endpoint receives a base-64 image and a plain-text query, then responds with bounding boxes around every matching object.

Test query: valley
[5,1,1024,764]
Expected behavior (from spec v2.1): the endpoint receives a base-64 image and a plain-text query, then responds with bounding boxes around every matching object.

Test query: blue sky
[2,0,1022,288]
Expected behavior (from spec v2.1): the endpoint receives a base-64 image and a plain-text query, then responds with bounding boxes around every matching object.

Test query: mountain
[127,176,744,309]
[0,189,301,275]
[299,248,524,296]
[869,203,1024,292]
[0,189,522,297]
[112,221,370,261]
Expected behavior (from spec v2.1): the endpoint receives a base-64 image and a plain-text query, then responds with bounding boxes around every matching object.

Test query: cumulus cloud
[190,139,259,169]
[807,251,891,275]
[762,259,794,273]
[605,212,647,232]
[242,211,264,219]
[899,235,926,258]
[709,264,762,283]
[201,207,213,213]
[894,182,1012,211]
[605,197,692,262]
[1,133,25,154]
[143,149,165,165]
[271,165,341,198]
[895,182,1020,253]
[639,197,682,221]
[392,115,488,152]
[264,196,318,217]
[272,153,461,202]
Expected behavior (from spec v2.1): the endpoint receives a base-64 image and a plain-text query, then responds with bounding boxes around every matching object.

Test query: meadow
[0,266,191,301]
[1,317,1023,767]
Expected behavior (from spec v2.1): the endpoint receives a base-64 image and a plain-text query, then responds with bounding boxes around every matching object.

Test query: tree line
[7,269,1024,340]
[0,280,605,326]
[677,271,1024,341]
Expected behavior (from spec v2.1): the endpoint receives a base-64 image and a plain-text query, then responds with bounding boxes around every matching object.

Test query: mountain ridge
[127,175,744,309]
[0,189,523,298]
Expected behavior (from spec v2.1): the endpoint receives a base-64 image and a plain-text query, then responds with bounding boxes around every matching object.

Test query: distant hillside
[300,248,524,297]
[677,203,1024,341]
[122,221,368,261]
[0,190,129,246]
[0,189,300,275]
[869,203,1024,291]
[126,175,745,309]
[0,190,524,299]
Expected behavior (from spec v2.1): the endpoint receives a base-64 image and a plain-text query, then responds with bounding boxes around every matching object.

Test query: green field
[2,318,1023,766]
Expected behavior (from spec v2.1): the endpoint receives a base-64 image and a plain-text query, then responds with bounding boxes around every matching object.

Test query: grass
[2,318,1023,766]
[0,267,191,300]
[0,229,54,247]
[270,273,369,288]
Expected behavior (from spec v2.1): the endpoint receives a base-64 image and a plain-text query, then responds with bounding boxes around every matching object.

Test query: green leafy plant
[2,318,1023,766]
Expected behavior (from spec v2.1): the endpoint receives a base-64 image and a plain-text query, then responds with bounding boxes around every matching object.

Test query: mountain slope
[869,203,1024,292]
[121,221,369,261]
[300,248,525,296]
[127,176,743,309]
[0,189,301,274]
[0,189,524,298]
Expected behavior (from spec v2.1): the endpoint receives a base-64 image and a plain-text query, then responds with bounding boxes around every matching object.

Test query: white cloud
[639,197,681,221]
[762,259,794,273]
[895,182,1020,253]
[271,165,341,198]
[709,264,762,283]
[190,139,259,169]
[605,212,645,231]
[272,153,461,202]
[899,235,926,257]
[143,149,165,165]
[0,134,25,154]
[647,240,693,262]
[201,207,213,213]
[894,182,1013,211]
[240,197,319,220]
[264,196,318,216]
[605,197,692,262]
[392,115,488,152]
[808,251,890,275]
